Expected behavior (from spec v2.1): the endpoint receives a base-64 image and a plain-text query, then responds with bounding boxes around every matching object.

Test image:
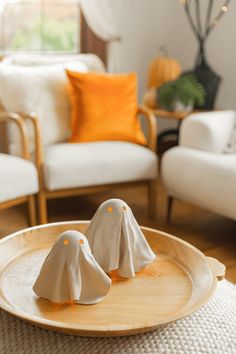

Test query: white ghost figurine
[85,199,156,278]
[33,230,111,304]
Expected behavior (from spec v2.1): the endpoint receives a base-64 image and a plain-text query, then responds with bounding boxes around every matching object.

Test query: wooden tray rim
[0,221,224,336]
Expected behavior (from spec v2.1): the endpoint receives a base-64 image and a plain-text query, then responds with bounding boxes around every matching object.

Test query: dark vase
[189,44,221,110]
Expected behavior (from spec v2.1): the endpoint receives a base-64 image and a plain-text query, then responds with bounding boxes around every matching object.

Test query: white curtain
[79,0,120,72]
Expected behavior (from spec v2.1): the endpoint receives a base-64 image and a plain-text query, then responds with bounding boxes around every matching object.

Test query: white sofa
[162,111,236,221]
[0,112,38,226]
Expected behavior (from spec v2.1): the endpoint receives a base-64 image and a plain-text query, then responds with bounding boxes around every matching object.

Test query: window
[0,0,80,53]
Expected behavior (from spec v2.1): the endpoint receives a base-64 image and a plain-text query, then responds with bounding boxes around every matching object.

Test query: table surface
[142,105,202,120]
[152,108,194,120]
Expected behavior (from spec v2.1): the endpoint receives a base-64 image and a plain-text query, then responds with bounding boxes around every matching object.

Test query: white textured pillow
[2,54,105,72]
[224,121,236,153]
[0,61,88,154]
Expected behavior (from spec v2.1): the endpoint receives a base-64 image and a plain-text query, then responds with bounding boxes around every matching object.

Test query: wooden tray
[0,221,225,337]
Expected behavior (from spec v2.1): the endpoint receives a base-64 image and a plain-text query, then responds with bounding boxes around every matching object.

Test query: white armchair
[0,55,158,224]
[29,108,157,224]
[162,110,236,221]
[0,113,38,226]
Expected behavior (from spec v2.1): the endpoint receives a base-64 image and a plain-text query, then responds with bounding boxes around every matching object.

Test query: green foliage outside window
[10,17,78,52]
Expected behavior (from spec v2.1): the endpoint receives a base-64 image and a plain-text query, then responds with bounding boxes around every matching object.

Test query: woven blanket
[0,280,235,354]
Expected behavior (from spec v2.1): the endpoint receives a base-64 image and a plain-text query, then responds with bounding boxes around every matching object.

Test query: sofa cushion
[43,141,158,191]
[0,61,88,155]
[0,154,39,203]
[162,146,236,220]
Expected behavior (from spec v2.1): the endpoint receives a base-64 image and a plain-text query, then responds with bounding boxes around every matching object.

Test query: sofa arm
[138,107,157,152]
[21,113,43,168]
[180,111,235,153]
[0,112,30,159]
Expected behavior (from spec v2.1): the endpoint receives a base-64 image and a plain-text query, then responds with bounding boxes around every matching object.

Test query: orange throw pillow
[66,71,146,145]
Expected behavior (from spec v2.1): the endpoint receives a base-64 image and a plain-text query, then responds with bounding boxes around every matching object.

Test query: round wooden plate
[0,221,225,337]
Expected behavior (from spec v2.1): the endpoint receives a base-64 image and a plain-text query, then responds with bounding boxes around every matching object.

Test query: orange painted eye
[122,206,127,211]
[107,206,113,213]
[79,239,84,245]
[63,239,69,245]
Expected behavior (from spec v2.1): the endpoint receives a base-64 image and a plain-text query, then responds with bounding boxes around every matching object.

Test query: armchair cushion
[0,154,38,203]
[43,141,157,191]
[66,71,146,145]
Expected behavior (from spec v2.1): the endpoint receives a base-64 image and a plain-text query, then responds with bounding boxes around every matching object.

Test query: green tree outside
[10,16,78,52]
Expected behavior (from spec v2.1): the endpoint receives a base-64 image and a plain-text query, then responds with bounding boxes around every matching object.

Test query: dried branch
[195,0,202,38]
[206,0,231,38]
[185,0,202,41]
[205,0,214,35]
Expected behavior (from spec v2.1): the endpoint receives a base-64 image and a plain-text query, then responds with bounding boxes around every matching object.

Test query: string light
[222,6,228,12]
[179,0,187,4]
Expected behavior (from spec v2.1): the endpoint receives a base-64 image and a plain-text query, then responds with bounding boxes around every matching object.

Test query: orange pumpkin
[148,56,181,90]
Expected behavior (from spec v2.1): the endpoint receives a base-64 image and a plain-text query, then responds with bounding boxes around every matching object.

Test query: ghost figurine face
[33,230,111,304]
[85,199,156,278]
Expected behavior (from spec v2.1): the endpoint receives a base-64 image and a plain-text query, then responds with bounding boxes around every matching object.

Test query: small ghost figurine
[85,199,156,278]
[33,230,111,304]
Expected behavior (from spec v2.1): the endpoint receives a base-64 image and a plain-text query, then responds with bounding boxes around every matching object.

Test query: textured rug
[0,280,235,354]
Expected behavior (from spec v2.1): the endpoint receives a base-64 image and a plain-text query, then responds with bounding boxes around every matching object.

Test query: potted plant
[157,74,205,112]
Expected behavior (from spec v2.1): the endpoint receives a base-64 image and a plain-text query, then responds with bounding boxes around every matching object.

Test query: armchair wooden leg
[28,195,37,227]
[38,192,48,224]
[167,196,174,224]
[148,179,157,219]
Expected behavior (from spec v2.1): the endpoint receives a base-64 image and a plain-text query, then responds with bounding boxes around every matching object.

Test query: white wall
[112,0,236,131]
[112,0,167,99]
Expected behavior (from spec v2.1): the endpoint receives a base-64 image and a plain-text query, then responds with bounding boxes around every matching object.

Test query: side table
[151,108,199,144]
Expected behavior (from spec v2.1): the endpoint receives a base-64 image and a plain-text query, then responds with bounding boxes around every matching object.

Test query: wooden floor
[0,179,236,282]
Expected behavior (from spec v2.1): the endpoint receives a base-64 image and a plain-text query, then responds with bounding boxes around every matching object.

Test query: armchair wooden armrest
[137,107,157,152]
[0,112,30,159]
[20,112,43,171]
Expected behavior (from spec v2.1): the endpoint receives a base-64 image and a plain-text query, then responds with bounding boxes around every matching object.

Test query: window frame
[0,1,107,67]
